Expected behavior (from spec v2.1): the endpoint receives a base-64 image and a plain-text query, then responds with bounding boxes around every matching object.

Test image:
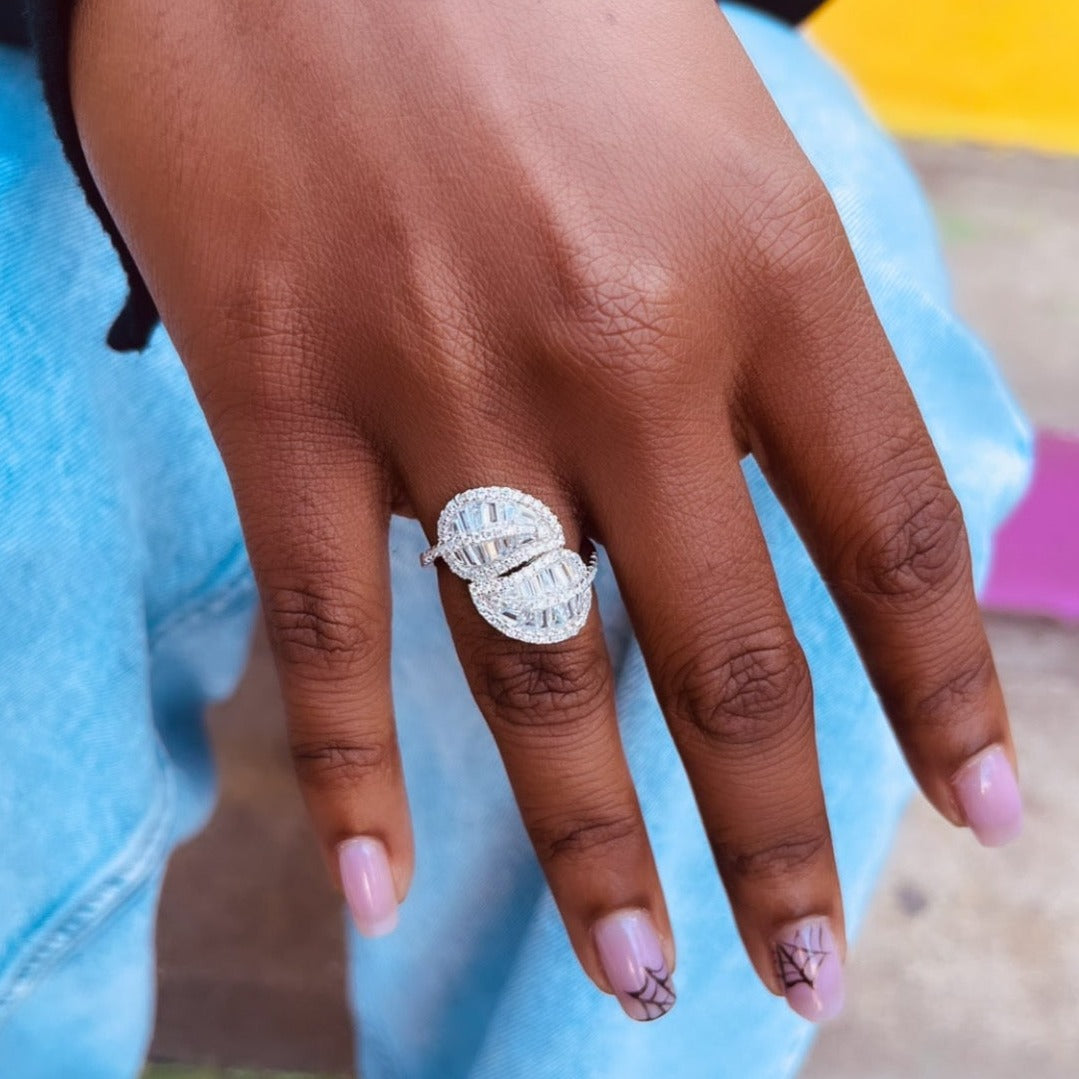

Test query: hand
[71,0,1020,1021]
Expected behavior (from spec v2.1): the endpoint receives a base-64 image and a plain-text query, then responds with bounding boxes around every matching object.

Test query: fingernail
[338,837,399,938]
[593,909,675,1022]
[952,745,1023,847]
[773,919,844,1023]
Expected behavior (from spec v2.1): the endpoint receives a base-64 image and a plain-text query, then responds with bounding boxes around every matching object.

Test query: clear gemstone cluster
[421,486,597,644]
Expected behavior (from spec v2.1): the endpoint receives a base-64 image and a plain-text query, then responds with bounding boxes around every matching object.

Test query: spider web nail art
[774,924,830,990]
[627,964,676,1020]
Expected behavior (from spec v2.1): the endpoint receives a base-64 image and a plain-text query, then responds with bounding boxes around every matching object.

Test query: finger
[411,474,676,1022]
[591,434,846,1023]
[742,244,1022,848]
[204,382,412,938]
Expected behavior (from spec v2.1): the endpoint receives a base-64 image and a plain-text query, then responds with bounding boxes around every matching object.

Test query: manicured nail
[773,919,844,1023]
[952,745,1023,847]
[593,909,675,1021]
[338,837,399,938]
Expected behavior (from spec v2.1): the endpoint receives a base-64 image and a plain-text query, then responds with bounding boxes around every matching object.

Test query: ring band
[420,486,597,644]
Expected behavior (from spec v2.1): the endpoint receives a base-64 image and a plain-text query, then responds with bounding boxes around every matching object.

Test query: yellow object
[808,0,1079,155]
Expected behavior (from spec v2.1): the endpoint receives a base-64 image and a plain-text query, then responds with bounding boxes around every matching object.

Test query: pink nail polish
[338,837,399,938]
[953,745,1023,847]
[593,909,675,1021]
[773,919,844,1023]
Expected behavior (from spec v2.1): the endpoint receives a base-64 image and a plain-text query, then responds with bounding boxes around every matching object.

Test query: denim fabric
[0,43,255,1076]
[0,3,1032,1077]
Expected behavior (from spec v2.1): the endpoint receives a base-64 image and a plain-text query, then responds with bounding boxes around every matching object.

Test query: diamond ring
[420,486,598,644]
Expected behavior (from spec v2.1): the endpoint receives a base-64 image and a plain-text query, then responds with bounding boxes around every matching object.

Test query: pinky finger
[220,421,411,938]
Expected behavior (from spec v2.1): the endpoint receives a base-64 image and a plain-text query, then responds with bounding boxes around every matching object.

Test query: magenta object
[982,431,1079,622]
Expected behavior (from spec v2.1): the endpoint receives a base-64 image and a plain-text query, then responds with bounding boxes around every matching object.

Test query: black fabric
[10,0,828,352]
[0,3,29,48]
[24,0,159,350]
[754,1,828,22]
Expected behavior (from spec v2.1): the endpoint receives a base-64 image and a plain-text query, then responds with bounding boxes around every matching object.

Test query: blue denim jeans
[0,6,1032,1077]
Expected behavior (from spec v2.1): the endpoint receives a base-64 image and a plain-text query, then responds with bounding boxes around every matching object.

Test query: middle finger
[591,427,846,1022]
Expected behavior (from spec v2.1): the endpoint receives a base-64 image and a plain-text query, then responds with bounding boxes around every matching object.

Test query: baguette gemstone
[421,486,597,643]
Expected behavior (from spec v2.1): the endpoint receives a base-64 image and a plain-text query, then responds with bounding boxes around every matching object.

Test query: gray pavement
[151,142,1079,1077]
[906,143,1079,434]
[804,143,1079,1079]
[802,614,1079,1079]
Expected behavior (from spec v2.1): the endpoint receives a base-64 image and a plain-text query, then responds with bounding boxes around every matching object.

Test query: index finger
[742,244,1022,848]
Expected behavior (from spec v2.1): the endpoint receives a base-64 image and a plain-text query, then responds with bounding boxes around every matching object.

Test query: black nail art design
[774,923,830,991]
[628,964,676,1020]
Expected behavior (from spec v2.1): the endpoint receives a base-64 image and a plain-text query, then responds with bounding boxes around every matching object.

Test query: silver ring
[420,486,598,644]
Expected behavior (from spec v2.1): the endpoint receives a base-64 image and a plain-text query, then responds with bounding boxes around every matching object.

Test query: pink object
[952,745,1023,848]
[339,837,399,938]
[773,919,844,1023]
[982,431,1079,622]
[593,909,675,1021]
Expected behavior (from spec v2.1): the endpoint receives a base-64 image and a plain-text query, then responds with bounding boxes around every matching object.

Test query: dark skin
[70,0,1017,1012]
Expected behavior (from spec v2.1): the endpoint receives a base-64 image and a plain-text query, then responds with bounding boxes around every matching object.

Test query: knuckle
[530,810,641,864]
[206,250,310,351]
[554,242,685,382]
[195,270,310,380]
[290,734,395,792]
[908,648,998,734]
[569,278,674,358]
[740,168,843,287]
[854,474,969,603]
[715,829,830,885]
[188,266,360,435]
[477,642,611,731]
[264,582,378,677]
[667,626,811,748]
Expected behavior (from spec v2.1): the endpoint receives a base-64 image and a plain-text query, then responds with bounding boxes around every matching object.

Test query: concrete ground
[801,143,1079,1079]
[148,142,1079,1078]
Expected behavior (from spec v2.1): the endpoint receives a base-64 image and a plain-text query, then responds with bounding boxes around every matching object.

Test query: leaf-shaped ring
[420,486,598,644]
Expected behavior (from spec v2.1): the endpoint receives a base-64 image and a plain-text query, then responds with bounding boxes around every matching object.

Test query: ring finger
[410,466,677,1021]
[592,427,846,1022]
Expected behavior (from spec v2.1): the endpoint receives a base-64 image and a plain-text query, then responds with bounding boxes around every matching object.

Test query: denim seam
[0,553,254,1019]
[145,541,254,655]
[0,744,177,1020]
